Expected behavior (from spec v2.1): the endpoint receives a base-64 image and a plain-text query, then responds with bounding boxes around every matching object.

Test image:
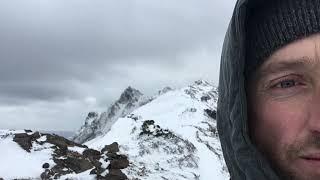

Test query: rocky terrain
[0,130,129,179]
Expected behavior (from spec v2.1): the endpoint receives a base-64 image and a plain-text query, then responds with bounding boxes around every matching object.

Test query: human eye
[267,75,307,97]
[271,79,299,89]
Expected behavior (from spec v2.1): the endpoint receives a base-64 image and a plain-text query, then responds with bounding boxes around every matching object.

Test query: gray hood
[217,0,281,179]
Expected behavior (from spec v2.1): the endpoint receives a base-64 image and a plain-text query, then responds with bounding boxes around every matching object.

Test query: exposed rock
[189,108,197,112]
[40,169,51,180]
[201,95,211,102]
[46,134,87,149]
[83,148,101,161]
[194,80,211,86]
[65,157,93,173]
[8,130,129,179]
[140,120,173,138]
[88,112,99,119]
[127,114,141,121]
[104,169,128,180]
[90,167,105,175]
[48,141,128,179]
[42,163,50,169]
[102,142,119,153]
[204,109,217,119]
[158,86,173,96]
[108,154,129,169]
[118,86,143,104]
[13,132,41,152]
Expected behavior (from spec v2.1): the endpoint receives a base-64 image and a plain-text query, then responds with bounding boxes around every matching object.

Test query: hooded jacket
[217,0,281,179]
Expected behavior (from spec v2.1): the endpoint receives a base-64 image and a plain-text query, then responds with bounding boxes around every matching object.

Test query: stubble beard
[262,134,320,180]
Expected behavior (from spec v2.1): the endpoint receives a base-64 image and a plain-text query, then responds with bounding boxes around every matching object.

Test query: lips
[300,153,320,162]
[303,156,320,161]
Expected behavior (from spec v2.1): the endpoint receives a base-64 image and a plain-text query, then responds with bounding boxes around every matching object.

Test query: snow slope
[85,80,228,180]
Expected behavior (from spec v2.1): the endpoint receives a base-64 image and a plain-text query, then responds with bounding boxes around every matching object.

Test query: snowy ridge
[73,87,154,144]
[0,80,228,180]
[85,80,228,180]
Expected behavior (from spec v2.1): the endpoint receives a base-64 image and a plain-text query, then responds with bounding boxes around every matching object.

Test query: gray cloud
[0,0,236,130]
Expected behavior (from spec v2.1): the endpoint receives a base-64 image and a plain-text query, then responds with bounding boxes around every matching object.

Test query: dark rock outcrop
[204,109,217,120]
[10,130,129,179]
[201,95,211,102]
[140,120,173,138]
[42,163,50,169]
[102,142,119,153]
[104,169,128,180]
[107,154,129,169]
[13,132,41,152]
[43,141,129,179]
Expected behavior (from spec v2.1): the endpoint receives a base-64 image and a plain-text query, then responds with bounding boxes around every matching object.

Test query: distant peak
[193,80,211,86]
[158,86,173,96]
[118,86,143,103]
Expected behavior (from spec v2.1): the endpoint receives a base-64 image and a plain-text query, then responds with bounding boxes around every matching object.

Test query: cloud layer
[0,0,236,130]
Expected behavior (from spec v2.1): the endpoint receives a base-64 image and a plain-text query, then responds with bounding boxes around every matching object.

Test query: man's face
[248,33,320,180]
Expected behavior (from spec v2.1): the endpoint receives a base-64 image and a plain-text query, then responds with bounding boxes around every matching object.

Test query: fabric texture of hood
[217,0,281,179]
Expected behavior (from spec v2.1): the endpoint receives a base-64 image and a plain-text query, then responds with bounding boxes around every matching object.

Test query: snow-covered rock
[72,87,153,144]
[0,130,130,180]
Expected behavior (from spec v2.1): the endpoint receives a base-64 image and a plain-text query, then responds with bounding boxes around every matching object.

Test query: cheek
[251,98,308,153]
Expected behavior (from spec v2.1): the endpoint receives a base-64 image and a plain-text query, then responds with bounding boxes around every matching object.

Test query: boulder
[83,148,101,160]
[42,163,50,169]
[108,154,129,169]
[102,142,119,153]
[46,134,87,149]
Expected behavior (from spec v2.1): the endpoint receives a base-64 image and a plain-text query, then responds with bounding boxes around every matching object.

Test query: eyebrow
[257,56,315,78]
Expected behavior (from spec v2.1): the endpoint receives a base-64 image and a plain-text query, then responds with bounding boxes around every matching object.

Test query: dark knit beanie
[245,0,320,78]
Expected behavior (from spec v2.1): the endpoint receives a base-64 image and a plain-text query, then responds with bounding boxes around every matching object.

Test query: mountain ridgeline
[72,86,154,144]
[74,80,228,179]
[0,80,228,180]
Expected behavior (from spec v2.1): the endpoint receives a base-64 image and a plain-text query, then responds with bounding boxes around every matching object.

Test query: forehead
[258,33,320,73]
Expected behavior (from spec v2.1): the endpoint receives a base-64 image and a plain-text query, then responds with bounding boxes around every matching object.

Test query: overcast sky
[0,0,237,131]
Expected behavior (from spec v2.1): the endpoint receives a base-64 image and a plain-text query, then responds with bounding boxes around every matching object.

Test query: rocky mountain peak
[72,86,150,144]
[118,86,143,104]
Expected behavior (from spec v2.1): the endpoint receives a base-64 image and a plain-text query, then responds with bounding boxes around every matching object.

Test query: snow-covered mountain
[72,87,153,144]
[0,80,228,180]
[83,80,228,180]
